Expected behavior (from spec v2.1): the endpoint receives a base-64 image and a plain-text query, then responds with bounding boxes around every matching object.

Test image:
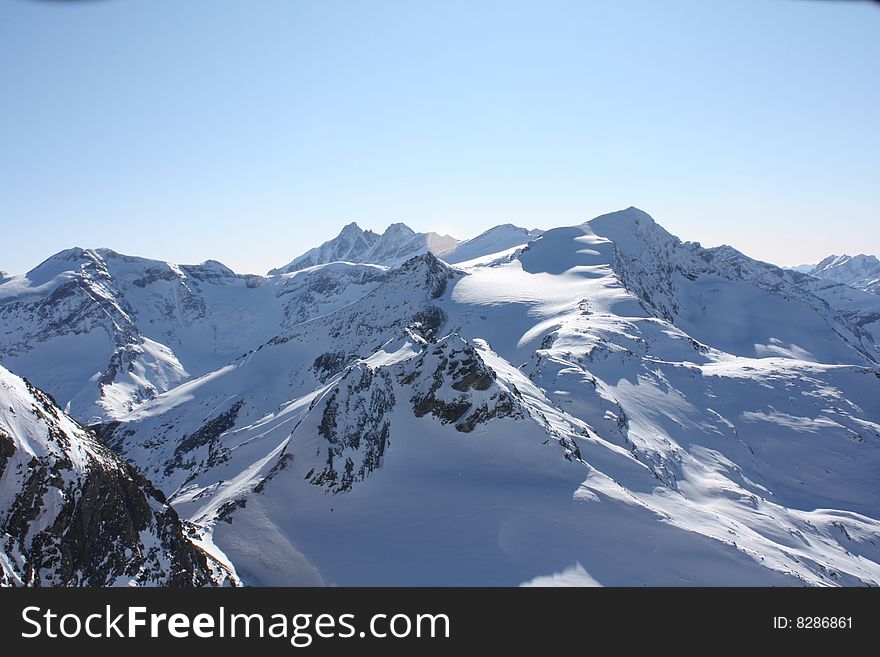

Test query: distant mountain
[268,222,458,274]
[0,364,232,586]
[438,223,542,264]
[808,254,880,295]
[3,208,880,586]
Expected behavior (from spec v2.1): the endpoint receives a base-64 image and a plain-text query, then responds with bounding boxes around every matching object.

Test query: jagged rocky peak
[0,364,230,586]
[269,221,380,275]
[270,221,460,274]
[335,221,380,246]
[382,222,415,238]
[340,220,368,236]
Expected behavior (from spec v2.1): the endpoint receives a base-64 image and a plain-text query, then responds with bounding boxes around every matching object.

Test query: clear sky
[1,0,878,275]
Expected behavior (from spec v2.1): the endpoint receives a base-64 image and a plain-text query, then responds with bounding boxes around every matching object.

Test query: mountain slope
[102,253,462,495]
[0,364,232,586]
[576,208,880,364]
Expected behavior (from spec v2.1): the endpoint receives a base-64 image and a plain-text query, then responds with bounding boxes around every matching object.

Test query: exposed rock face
[0,365,229,587]
[278,263,387,327]
[164,400,244,479]
[303,334,527,495]
[313,351,354,381]
[580,208,880,364]
[309,366,396,494]
[396,251,458,300]
[407,336,521,432]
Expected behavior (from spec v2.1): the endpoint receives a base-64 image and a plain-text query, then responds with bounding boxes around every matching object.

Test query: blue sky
[1,0,878,275]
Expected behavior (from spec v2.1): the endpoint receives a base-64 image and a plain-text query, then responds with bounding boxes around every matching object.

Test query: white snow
[521,563,603,587]
[808,253,880,295]
[3,209,880,587]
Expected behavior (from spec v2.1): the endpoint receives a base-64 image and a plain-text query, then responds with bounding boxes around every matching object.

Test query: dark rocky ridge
[0,366,228,586]
[302,334,526,496]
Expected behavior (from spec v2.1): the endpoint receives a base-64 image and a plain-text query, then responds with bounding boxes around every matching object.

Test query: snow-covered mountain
[438,223,543,265]
[808,254,880,295]
[0,364,232,586]
[0,248,387,422]
[267,220,543,273]
[3,207,880,586]
[268,222,458,274]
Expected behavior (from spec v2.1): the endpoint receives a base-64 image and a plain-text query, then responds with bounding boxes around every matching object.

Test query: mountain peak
[809,253,880,295]
[181,259,238,283]
[397,250,448,275]
[582,207,677,260]
[390,251,459,299]
[25,247,101,285]
[438,223,542,264]
[27,246,134,273]
[383,222,416,237]
[339,221,364,236]
[588,206,655,229]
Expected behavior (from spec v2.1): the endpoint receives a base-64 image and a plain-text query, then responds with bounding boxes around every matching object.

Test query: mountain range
[2,207,879,586]
[268,221,541,274]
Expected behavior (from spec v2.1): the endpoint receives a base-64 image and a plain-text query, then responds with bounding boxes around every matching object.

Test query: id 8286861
[773,616,853,630]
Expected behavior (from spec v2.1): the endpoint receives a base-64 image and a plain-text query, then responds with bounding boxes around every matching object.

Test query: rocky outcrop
[0,365,229,587]
[308,366,396,494]
[303,334,525,495]
[406,335,521,433]
[164,400,244,479]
